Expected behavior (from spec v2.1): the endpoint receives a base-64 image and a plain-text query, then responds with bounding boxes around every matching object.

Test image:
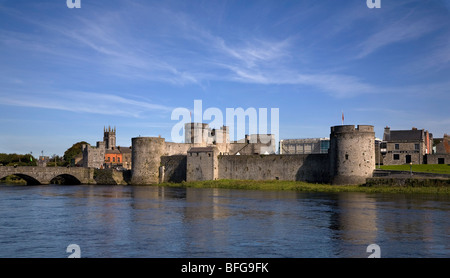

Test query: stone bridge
[0,166,95,185]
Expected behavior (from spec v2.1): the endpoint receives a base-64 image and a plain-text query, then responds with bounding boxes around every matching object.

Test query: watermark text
[67,0,81,9]
[367,0,381,8]
[67,244,81,258]
[171,100,279,147]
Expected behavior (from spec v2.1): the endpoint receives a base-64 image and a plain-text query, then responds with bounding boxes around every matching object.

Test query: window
[118,157,120,163]
[395,144,400,150]
[345,154,349,160]
[320,140,330,153]
[415,144,420,150]
[406,155,411,164]
[438,158,445,164]
[393,154,400,160]
[113,157,115,162]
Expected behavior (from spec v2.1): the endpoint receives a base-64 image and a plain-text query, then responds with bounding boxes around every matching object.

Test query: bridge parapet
[0,166,95,185]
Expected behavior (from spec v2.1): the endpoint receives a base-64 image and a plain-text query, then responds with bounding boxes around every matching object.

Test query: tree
[0,153,36,166]
[63,141,89,166]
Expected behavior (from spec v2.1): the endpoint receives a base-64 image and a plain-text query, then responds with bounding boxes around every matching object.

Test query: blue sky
[0,0,449,156]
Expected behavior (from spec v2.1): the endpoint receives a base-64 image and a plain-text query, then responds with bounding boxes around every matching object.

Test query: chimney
[383,126,390,141]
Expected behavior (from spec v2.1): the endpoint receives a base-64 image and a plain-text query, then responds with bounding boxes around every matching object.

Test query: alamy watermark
[367,0,381,8]
[67,1,380,10]
[367,244,381,258]
[171,100,279,145]
[67,243,81,258]
[67,0,81,9]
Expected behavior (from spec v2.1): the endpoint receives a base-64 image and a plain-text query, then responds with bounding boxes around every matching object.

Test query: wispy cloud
[0,89,173,118]
[1,1,448,102]
[0,6,203,86]
[213,37,292,68]
[355,11,442,59]
[214,63,378,98]
[0,2,383,99]
[407,30,450,71]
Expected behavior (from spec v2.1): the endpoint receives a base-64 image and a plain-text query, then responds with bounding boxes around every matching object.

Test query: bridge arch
[0,174,41,185]
[0,166,94,185]
[50,174,82,185]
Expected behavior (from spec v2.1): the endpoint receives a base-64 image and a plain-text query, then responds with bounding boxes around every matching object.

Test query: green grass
[379,164,450,175]
[0,175,27,185]
[159,179,450,194]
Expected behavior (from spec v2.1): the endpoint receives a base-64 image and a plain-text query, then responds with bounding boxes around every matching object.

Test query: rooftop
[188,147,216,153]
[389,130,424,141]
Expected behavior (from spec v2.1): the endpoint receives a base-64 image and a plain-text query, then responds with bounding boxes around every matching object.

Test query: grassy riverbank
[159,179,450,194]
[379,164,450,175]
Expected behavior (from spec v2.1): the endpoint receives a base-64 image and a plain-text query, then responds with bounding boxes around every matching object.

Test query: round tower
[131,137,165,185]
[329,125,375,185]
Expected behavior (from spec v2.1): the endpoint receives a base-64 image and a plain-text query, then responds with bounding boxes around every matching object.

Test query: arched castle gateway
[130,124,375,185]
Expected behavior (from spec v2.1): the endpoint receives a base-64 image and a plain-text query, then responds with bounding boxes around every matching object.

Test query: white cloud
[1,1,448,102]
[0,90,173,118]
[356,13,441,59]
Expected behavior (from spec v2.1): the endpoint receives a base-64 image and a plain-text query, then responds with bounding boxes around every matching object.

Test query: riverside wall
[217,154,331,183]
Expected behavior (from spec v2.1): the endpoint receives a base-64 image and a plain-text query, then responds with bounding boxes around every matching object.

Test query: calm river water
[0,184,448,258]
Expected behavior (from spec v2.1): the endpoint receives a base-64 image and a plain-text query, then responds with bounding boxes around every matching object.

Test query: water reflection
[325,193,378,257]
[0,184,448,258]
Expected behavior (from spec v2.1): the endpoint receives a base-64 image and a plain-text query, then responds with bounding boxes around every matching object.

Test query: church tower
[103,126,116,150]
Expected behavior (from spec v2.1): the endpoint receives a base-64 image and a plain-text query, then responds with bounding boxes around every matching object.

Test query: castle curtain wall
[217,154,330,183]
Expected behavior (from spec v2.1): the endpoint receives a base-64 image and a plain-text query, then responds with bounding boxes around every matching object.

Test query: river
[0,184,448,258]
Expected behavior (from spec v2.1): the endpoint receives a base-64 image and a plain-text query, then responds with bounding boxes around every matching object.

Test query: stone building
[131,124,375,186]
[235,134,276,155]
[82,126,132,169]
[131,137,165,184]
[329,125,375,185]
[279,138,330,154]
[381,127,432,165]
[426,134,450,164]
[182,122,275,156]
[434,134,450,154]
[130,122,276,184]
[186,147,218,182]
[103,126,116,150]
[82,141,106,169]
[118,146,132,169]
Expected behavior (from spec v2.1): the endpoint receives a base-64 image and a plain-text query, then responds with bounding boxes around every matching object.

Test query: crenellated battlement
[331,125,374,134]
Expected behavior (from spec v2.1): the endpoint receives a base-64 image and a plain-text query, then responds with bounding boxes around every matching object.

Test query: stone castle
[130,123,376,185]
[81,126,132,170]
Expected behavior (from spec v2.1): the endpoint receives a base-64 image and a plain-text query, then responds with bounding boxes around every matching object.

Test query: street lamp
[410,162,413,177]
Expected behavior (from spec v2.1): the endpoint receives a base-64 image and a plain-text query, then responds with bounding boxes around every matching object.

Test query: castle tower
[104,126,116,150]
[131,137,165,185]
[185,122,209,145]
[329,125,375,185]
